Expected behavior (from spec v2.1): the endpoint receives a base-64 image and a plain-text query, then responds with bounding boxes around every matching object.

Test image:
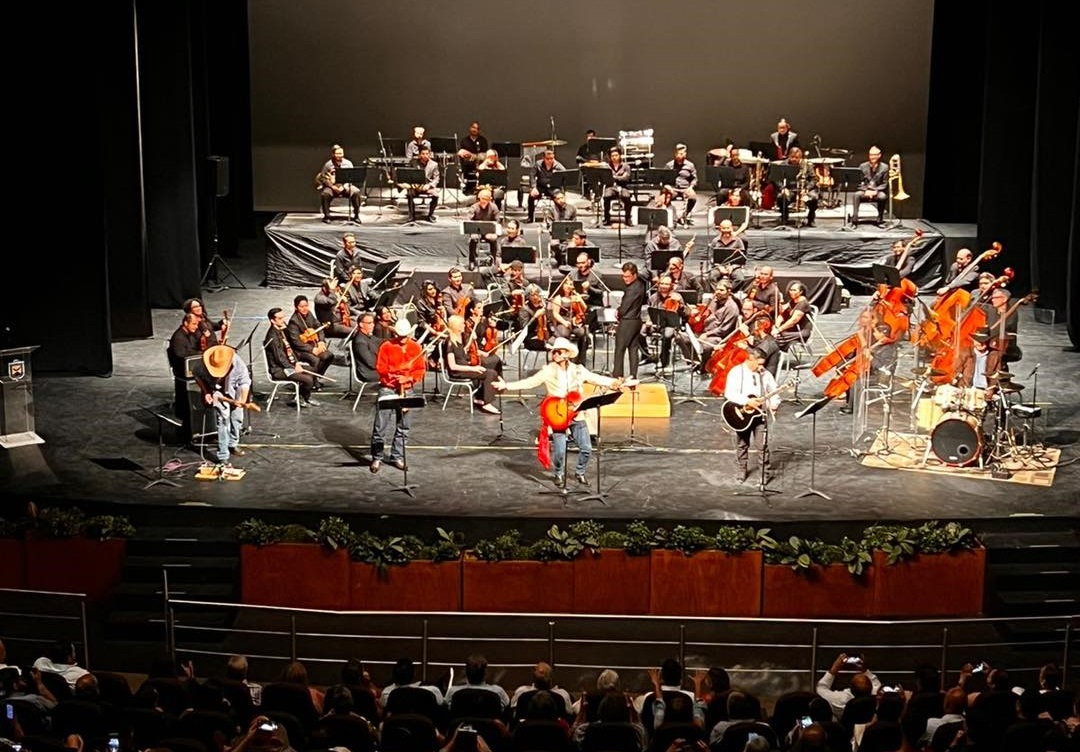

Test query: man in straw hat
[370,317,426,474]
[194,344,251,467]
[494,337,625,489]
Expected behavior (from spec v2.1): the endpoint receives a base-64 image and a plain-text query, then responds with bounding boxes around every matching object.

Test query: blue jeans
[371,386,413,462]
[552,419,591,478]
[214,403,244,463]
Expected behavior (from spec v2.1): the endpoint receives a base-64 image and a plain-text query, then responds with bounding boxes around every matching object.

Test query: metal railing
[166,597,1078,694]
[0,587,91,669]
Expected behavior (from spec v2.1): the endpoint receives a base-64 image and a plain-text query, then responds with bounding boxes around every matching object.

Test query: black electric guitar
[721,382,792,431]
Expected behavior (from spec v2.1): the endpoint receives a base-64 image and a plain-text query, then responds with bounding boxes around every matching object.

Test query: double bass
[919,243,1002,351]
[927,269,1013,383]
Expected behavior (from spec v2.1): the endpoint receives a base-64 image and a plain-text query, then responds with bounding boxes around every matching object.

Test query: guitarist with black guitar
[723,347,782,483]
[193,344,254,468]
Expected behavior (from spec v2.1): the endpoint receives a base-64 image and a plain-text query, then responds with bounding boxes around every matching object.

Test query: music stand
[585,138,617,161]
[476,169,508,189]
[747,141,774,160]
[501,246,537,266]
[376,393,426,497]
[574,389,629,503]
[650,249,683,272]
[637,207,670,233]
[336,166,368,213]
[462,221,498,237]
[236,325,279,439]
[551,220,583,242]
[581,166,614,227]
[713,206,750,231]
[646,168,678,188]
[547,169,580,193]
[767,163,798,187]
[675,325,706,407]
[706,165,736,192]
[372,261,402,291]
[141,407,183,489]
[871,263,901,290]
[429,136,456,157]
[568,244,601,265]
[795,396,833,500]
[382,138,407,157]
[831,167,862,230]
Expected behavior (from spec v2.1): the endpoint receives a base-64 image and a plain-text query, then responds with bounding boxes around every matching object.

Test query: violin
[338,293,351,328]
[536,308,548,341]
[687,303,710,334]
[662,291,685,314]
[482,318,499,353]
[510,289,525,316]
[454,290,472,319]
[219,309,231,346]
[299,323,329,345]
[571,294,588,327]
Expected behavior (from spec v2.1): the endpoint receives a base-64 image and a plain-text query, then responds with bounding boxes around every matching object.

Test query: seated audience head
[226,655,249,682]
[597,693,631,723]
[943,687,967,715]
[392,658,416,686]
[708,667,731,695]
[807,697,832,724]
[324,684,354,715]
[913,663,941,693]
[465,654,488,685]
[660,658,682,688]
[850,673,873,698]
[341,658,366,686]
[281,661,309,686]
[532,661,553,690]
[597,669,620,692]
[743,736,770,752]
[727,690,757,721]
[524,690,559,721]
[1038,662,1062,691]
[875,690,903,722]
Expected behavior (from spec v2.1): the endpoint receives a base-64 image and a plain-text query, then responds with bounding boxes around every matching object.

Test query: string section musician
[264,307,319,408]
[286,295,334,386]
[445,314,502,415]
[370,318,426,474]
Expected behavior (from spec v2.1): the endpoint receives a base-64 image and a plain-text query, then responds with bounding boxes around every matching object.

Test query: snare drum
[930,411,984,466]
[931,384,962,411]
[959,387,987,413]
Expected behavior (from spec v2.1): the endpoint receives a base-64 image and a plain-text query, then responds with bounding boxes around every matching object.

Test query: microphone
[1027,363,1040,378]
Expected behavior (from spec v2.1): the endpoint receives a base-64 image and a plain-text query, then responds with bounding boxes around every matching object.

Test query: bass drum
[930,412,983,466]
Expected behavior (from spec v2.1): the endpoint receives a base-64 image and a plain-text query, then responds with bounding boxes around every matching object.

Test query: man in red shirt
[370,318,426,473]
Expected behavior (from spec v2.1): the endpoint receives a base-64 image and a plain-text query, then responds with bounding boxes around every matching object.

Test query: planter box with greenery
[23,508,133,601]
[0,517,25,589]
[762,536,875,618]
[238,519,350,610]
[349,528,463,611]
[571,522,653,615]
[866,523,986,616]
[649,526,766,617]
[462,529,574,613]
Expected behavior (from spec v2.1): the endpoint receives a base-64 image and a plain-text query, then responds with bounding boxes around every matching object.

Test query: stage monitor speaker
[208,155,230,197]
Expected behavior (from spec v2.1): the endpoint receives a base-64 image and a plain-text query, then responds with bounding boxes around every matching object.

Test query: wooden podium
[0,345,45,449]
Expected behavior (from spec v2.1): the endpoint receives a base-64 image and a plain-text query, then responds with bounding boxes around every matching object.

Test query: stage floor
[2,247,1077,524]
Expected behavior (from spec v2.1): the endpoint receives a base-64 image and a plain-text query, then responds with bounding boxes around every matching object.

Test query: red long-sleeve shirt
[376,337,426,390]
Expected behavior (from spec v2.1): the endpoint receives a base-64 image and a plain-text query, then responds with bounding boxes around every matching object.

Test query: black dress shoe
[553,474,566,489]
[575,473,589,485]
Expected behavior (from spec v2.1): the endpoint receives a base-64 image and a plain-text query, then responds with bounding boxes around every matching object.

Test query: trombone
[889,154,910,202]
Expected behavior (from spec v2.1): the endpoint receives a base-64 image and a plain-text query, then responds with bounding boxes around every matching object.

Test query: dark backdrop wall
[249,0,935,216]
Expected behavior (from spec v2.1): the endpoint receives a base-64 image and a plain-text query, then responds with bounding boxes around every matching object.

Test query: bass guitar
[720,382,792,432]
[215,395,262,413]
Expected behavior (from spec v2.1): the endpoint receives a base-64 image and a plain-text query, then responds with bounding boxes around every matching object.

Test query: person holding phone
[815,652,882,721]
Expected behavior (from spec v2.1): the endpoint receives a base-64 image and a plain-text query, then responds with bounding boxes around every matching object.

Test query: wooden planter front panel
[462,558,574,613]
[241,543,350,610]
[572,549,651,614]
[350,560,462,611]
[649,550,762,616]
[871,549,986,616]
[762,564,875,618]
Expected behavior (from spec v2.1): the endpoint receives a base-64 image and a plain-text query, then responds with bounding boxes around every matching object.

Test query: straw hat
[546,336,579,360]
[203,345,236,378]
[393,318,415,338]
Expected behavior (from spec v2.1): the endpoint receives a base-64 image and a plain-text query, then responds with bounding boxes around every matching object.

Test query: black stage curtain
[926,1,1079,348]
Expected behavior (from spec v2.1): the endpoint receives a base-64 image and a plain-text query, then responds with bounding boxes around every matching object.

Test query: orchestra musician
[986,287,1022,362]
[547,192,579,267]
[697,281,741,364]
[747,266,783,316]
[494,337,624,489]
[316,144,362,224]
[343,267,378,313]
[569,252,606,309]
[663,256,702,293]
[717,147,754,207]
[445,314,503,415]
[664,143,698,226]
[956,327,1003,393]
[374,306,397,340]
[414,280,446,345]
[286,294,334,384]
[775,147,818,227]
[404,126,431,162]
[643,274,691,373]
[936,249,979,295]
[743,299,781,376]
[466,188,501,271]
[773,281,813,349]
[613,262,647,379]
[554,228,591,272]
[265,307,319,408]
[441,267,475,320]
[575,130,598,164]
[183,298,229,351]
[603,147,633,226]
[369,318,426,474]
[407,146,440,223]
[769,118,800,159]
[527,149,566,224]
[838,307,895,415]
[480,221,530,286]
[643,225,682,274]
[884,238,917,279]
[707,218,748,286]
[349,312,381,386]
[549,276,590,365]
[167,312,203,442]
[313,278,355,339]
[724,347,780,482]
[477,149,508,209]
[334,232,363,284]
[193,344,251,468]
[517,284,550,351]
[851,146,888,227]
[457,121,488,195]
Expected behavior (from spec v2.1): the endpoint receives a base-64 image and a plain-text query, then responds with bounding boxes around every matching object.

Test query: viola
[510,290,525,315]
[536,309,548,341]
[453,289,472,319]
[687,303,709,334]
[571,295,588,327]
[338,296,351,328]
[482,319,499,353]
[299,323,329,344]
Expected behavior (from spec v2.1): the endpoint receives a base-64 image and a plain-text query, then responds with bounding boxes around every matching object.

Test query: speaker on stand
[201,156,245,290]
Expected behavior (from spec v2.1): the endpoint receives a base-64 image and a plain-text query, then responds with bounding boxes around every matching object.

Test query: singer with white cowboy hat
[370,317,426,474]
[494,337,625,489]
[193,343,252,467]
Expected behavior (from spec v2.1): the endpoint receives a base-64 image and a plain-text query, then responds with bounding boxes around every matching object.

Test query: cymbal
[897,379,920,390]
[739,155,768,164]
[709,148,730,157]
[809,157,844,165]
[521,139,567,147]
[987,370,1013,380]
[911,367,946,377]
[581,160,606,167]
[999,382,1025,392]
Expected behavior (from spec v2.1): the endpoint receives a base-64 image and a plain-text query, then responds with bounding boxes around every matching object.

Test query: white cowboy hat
[393,318,416,337]
[546,336,579,360]
[203,344,236,379]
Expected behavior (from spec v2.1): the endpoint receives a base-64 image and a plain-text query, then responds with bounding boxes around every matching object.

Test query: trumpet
[889,154,910,201]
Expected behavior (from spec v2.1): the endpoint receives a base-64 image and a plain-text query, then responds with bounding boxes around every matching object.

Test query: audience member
[815,653,881,721]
